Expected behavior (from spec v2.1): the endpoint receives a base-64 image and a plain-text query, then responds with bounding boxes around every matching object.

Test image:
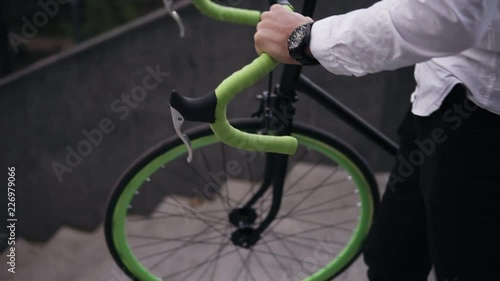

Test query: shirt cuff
[308,0,393,76]
[310,15,370,76]
[309,17,348,75]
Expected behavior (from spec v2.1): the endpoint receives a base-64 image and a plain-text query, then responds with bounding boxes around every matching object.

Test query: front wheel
[105,119,379,281]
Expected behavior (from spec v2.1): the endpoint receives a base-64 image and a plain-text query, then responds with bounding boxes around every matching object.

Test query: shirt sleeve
[309,0,499,76]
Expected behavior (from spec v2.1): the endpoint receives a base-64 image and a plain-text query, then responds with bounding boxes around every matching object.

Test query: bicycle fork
[170,86,297,249]
[229,152,289,248]
[228,88,297,248]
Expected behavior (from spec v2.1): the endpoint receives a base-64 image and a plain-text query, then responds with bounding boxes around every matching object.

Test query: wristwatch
[288,22,319,65]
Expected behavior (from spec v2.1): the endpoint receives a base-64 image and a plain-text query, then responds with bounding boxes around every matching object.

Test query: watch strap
[288,22,319,66]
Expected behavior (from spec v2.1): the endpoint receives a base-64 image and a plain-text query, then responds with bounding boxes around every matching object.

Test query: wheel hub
[230,227,260,249]
[228,208,260,248]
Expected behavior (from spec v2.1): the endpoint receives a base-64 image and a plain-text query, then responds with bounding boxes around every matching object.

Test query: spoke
[232,254,246,281]
[285,158,327,193]
[158,196,242,223]
[260,175,346,210]
[169,196,228,236]
[279,189,356,218]
[267,230,314,251]
[206,237,230,281]
[287,204,358,218]
[202,147,234,212]
[129,233,222,249]
[220,144,235,210]
[211,190,241,209]
[271,231,307,274]
[127,214,176,223]
[258,151,321,205]
[275,232,345,248]
[235,174,264,208]
[179,240,232,281]
[250,248,275,281]
[287,217,355,233]
[262,221,355,244]
[257,239,289,273]
[267,233,321,244]
[252,248,304,264]
[250,177,350,209]
[185,159,210,186]
[161,248,238,280]
[287,147,310,177]
[150,182,228,237]
[155,197,201,213]
[233,248,257,281]
[243,155,267,212]
[138,235,223,264]
[200,147,214,176]
[244,250,258,281]
[148,208,226,225]
[168,205,235,223]
[233,154,266,208]
[199,208,231,214]
[163,168,204,186]
[153,205,228,226]
[265,168,340,233]
[280,177,349,198]
[128,211,225,225]
[129,225,213,242]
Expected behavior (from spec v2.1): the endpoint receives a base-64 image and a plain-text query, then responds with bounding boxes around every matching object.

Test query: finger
[261,11,270,20]
[255,44,263,55]
[270,4,282,11]
[270,4,288,13]
[254,33,263,55]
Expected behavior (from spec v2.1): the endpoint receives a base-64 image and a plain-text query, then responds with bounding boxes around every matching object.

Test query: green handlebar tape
[210,54,298,155]
[194,0,297,154]
[210,120,298,155]
[192,0,261,25]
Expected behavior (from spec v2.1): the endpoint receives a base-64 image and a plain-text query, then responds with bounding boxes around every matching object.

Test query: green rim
[111,133,374,281]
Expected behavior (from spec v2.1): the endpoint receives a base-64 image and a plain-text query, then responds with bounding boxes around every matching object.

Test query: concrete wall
[0,0,415,247]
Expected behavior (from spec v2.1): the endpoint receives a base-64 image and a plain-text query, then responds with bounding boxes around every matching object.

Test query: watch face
[288,23,319,65]
[288,25,308,50]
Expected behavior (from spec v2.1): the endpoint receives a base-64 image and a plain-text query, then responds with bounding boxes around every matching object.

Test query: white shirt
[309,0,500,116]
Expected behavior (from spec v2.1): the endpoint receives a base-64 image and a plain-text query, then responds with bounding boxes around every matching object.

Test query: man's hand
[255,4,313,64]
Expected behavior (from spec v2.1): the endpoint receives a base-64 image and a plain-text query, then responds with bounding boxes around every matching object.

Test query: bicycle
[104,0,399,280]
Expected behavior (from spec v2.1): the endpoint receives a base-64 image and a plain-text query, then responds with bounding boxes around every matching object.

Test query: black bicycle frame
[235,0,398,244]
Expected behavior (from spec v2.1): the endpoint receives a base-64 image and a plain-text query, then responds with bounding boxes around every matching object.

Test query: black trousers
[363,84,500,281]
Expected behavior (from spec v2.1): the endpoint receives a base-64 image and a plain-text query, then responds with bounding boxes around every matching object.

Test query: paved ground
[0,226,369,281]
[0,169,435,281]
